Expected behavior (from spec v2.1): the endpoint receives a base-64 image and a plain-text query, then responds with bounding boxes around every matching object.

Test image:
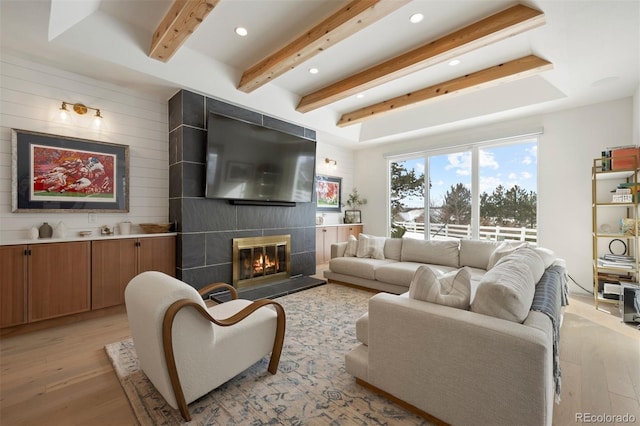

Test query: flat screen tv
[205,112,317,204]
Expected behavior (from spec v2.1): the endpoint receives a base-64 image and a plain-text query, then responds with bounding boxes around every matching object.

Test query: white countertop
[1,232,177,246]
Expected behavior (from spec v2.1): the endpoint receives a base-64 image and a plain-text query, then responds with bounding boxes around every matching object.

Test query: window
[389,138,538,243]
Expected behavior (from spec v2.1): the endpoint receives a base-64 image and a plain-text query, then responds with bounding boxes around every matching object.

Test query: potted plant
[343,188,367,223]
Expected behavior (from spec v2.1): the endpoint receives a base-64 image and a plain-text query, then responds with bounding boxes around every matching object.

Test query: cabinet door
[138,236,176,276]
[92,239,137,309]
[316,226,338,264]
[316,228,326,264]
[338,225,363,243]
[0,246,27,327]
[29,242,91,322]
[350,225,363,239]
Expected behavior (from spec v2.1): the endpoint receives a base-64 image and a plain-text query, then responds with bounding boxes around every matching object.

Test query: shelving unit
[592,155,640,310]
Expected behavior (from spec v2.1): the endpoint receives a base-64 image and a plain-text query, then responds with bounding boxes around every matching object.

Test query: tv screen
[205,113,317,203]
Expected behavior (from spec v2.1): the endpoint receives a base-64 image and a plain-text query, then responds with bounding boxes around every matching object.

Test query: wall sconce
[325,158,337,169]
[60,101,103,127]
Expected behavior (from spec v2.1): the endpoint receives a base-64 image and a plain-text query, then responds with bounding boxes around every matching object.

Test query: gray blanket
[530,264,568,403]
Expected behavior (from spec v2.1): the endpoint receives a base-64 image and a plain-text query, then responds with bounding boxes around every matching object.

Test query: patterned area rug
[105,283,433,425]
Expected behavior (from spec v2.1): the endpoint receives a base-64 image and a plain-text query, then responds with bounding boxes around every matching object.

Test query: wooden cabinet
[92,236,176,310]
[316,224,364,264]
[0,246,28,328]
[0,235,176,328]
[338,224,363,242]
[316,226,338,265]
[29,242,91,322]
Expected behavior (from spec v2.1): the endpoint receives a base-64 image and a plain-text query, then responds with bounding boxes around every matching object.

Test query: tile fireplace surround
[168,89,317,291]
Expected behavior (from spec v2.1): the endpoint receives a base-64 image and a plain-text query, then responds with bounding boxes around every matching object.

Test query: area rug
[105,283,434,425]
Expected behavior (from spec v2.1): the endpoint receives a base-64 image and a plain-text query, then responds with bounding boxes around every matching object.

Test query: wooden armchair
[124,271,285,421]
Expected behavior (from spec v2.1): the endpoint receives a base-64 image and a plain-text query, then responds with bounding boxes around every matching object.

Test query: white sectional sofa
[324,235,567,426]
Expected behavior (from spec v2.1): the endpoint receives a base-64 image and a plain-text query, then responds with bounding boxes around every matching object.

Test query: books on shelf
[598,254,636,269]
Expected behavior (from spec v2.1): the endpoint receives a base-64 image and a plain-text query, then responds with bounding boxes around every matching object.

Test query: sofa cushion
[409,265,472,310]
[356,234,386,259]
[375,262,458,287]
[328,257,395,280]
[383,238,403,261]
[487,241,527,270]
[459,239,502,270]
[471,247,545,323]
[400,238,459,267]
[344,235,358,257]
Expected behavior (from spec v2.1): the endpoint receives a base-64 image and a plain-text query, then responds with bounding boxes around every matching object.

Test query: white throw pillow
[356,234,385,259]
[409,265,472,310]
[487,241,528,270]
[471,247,544,323]
[344,234,358,257]
[533,246,556,269]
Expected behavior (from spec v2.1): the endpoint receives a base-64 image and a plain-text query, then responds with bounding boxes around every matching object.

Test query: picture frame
[316,175,341,212]
[344,210,362,224]
[12,129,130,212]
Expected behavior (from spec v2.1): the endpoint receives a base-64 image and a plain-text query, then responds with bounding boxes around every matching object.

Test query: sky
[398,140,537,208]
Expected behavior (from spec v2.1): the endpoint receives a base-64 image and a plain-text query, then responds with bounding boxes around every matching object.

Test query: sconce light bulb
[59,102,69,120]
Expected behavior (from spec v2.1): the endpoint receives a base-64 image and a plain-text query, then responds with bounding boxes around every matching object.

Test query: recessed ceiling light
[234,27,248,37]
[448,59,461,66]
[309,67,319,74]
[410,13,424,24]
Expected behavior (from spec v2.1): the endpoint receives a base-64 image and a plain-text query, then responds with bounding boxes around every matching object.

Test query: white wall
[354,97,634,294]
[314,140,355,225]
[0,55,170,243]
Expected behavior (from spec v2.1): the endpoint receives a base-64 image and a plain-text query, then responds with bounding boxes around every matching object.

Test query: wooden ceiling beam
[298,3,545,113]
[237,0,411,93]
[337,55,553,127]
[149,0,219,62]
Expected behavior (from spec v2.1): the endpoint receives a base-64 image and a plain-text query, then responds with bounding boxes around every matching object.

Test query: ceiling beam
[297,3,545,113]
[237,0,411,93]
[337,55,553,127]
[149,0,219,62]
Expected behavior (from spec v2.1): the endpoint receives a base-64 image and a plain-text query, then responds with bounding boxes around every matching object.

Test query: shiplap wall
[314,141,355,225]
[0,55,170,243]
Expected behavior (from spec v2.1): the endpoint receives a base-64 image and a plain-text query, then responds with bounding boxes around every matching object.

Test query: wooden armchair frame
[161,282,286,421]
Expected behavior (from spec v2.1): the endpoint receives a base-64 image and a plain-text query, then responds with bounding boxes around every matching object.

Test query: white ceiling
[1,0,638,148]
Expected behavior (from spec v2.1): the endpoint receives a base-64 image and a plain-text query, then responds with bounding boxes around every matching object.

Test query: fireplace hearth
[232,235,291,289]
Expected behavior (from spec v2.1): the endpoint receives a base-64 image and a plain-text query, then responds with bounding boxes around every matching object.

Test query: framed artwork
[344,210,362,224]
[316,175,341,212]
[12,129,129,212]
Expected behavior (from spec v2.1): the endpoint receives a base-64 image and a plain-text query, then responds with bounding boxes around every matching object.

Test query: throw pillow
[533,246,556,269]
[471,247,544,323]
[409,265,472,310]
[344,234,358,257]
[487,241,528,270]
[356,234,385,259]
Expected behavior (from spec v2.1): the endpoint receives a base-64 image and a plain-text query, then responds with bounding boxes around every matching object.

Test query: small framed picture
[344,210,361,224]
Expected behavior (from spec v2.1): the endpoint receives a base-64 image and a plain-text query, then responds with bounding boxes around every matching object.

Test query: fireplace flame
[253,253,278,275]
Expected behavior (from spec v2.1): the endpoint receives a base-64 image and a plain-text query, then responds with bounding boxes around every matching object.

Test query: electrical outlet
[88,213,96,223]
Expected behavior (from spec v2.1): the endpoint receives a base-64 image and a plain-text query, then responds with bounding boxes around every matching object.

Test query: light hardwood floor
[1,282,638,426]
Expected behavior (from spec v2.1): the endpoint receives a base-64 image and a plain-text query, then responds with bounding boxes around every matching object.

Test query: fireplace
[232,235,291,289]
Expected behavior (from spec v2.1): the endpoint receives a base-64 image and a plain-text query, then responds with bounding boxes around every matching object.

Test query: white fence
[394,222,537,243]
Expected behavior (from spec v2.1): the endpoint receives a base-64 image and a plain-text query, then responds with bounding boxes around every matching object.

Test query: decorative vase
[53,221,67,238]
[38,222,53,238]
[29,227,39,240]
